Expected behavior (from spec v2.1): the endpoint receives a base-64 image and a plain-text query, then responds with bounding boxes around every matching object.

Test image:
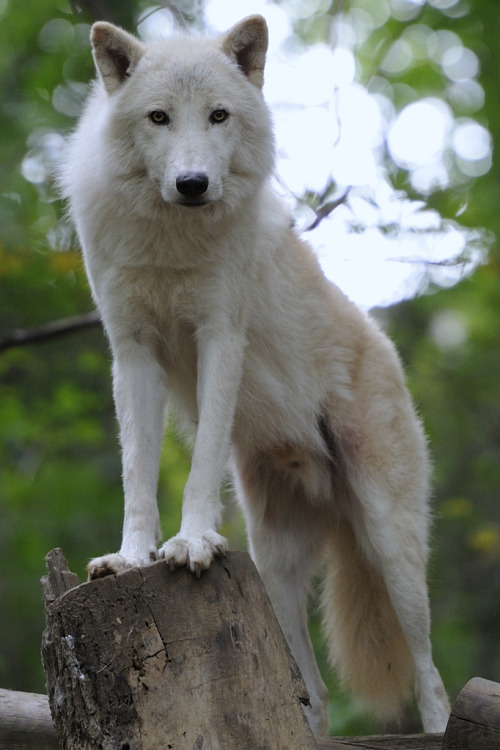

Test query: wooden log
[443,676,500,750]
[0,690,447,750]
[0,689,59,749]
[316,734,443,749]
[40,548,317,749]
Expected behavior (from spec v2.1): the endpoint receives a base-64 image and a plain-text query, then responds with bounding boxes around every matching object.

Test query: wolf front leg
[87,346,168,579]
[159,329,246,575]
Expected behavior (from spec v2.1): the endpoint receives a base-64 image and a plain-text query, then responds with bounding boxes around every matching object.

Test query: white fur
[61,16,450,735]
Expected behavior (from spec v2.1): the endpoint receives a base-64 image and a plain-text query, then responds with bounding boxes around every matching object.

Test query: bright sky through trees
[138,0,492,308]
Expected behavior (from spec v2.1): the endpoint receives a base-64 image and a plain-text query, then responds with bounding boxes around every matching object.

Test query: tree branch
[0,311,102,354]
[305,189,351,232]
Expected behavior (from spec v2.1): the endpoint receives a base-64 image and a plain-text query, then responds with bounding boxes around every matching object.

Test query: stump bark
[41,548,317,749]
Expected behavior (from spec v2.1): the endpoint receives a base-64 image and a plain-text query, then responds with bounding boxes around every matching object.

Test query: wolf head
[88,16,275,218]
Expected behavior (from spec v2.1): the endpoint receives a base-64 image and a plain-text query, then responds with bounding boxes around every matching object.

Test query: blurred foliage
[0,0,499,736]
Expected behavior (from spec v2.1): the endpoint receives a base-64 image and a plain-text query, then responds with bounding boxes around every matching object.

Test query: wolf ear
[91,22,145,94]
[220,15,268,89]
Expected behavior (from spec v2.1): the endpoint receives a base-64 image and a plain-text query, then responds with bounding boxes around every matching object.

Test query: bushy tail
[321,523,414,722]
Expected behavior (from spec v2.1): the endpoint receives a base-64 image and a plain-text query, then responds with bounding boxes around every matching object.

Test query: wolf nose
[176,172,209,198]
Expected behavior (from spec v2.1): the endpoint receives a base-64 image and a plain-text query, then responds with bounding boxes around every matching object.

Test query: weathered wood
[443,676,500,749]
[0,689,59,749]
[316,734,443,749]
[0,691,448,750]
[41,549,317,749]
[40,548,80,606]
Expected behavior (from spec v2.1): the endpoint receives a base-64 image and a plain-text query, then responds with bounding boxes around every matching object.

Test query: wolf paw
[87,553,130,580]
[158,530,227,577]
[87,549,157,580]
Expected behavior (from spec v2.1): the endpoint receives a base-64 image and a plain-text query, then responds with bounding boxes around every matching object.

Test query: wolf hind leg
[247,517,329,735]
[362,514,450,731]
[343,471,450,732]
[234,456,329,736]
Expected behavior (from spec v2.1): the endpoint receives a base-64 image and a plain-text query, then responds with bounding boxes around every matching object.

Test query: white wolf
[61,15,450,735]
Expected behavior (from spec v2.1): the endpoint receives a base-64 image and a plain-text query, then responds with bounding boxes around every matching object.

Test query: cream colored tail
[321,522,414,722]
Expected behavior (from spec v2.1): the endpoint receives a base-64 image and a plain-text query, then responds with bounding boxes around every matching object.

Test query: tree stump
[443,677,500,749]
[41,548,317,749]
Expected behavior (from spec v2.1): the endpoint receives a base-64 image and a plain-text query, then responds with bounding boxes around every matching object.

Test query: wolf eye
[210,109,229,124]
[149,110,169,125]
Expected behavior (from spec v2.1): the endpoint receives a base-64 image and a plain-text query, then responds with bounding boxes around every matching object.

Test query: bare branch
[305,189,351,232]
[0,311,101,354]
